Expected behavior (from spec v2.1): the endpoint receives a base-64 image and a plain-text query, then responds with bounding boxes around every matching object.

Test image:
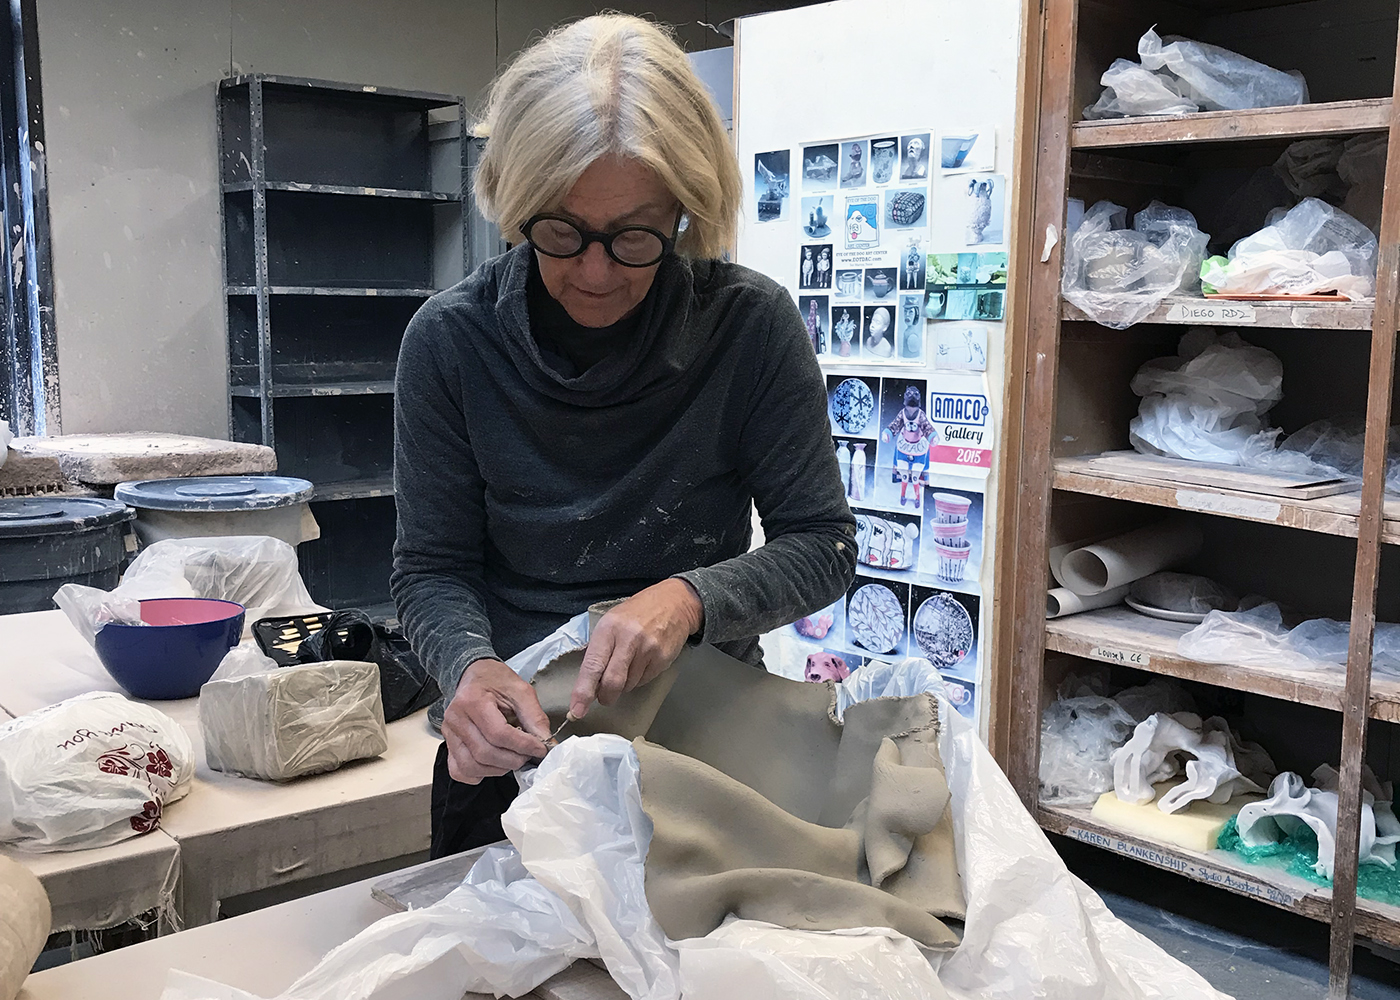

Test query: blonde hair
[473,14,740,259]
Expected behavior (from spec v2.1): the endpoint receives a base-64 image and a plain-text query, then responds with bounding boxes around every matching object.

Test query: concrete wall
[34,0,803,437]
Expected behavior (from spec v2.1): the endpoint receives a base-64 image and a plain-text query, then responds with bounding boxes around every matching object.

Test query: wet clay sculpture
[529,618,965,948]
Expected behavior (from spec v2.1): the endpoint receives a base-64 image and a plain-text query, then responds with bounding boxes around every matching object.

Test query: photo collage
[756,126,1006,374]
[771,371,987,718]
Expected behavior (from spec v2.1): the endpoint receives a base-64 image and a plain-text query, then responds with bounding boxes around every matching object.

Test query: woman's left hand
[570,578,704,718]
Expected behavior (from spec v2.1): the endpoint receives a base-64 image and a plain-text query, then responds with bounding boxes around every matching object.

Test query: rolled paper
[1059,521,1204,597]
[1046,584,1131,619]
[0,855,51,1000]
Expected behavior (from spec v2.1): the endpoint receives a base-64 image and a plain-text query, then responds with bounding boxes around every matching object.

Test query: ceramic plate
[847,583,904,653]
[913,592,974,668]
[1125,595,1208,624]
[830,378,876,435]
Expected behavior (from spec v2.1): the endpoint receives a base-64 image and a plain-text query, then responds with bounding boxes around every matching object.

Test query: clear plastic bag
[1062,201,1210,329]
[1128,328,1284,463]
[1245,418,1400,494]
[1083,58,1195,119]
[1178,602,1400,678]
[1201,197,1378,298]
[1083,28,1306,118]
[55,536,323,647]
[1137,28,1307,112]
[0,691,194,852]
[1039,694,1137,806]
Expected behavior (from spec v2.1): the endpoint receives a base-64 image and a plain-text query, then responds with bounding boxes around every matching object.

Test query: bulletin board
[735,0,1023,736]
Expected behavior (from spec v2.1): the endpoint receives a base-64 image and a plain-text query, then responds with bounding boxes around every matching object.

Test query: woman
[391,14,856,859]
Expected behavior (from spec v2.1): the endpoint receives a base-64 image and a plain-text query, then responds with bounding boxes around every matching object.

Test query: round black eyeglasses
[520,213,679,268]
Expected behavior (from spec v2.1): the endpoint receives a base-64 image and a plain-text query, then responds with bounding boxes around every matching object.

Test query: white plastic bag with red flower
[0,691,194,852]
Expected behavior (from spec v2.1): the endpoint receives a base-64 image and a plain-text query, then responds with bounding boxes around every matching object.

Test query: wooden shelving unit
[1000,1,1400,994]
[217,75,465,608]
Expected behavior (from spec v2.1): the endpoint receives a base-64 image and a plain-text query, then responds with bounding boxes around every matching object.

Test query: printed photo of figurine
[869,137,899,185]
[798,243,833,289]
[932,174,1007,247]
[801,143,839,192]
[900,237,926,290]
[862,305,896,360]
[801,195,834,238]
[830,305,860,358]
[834,436,876,504]
[900,133,930,180]
[876,380,937,509]
[863,267,898,302]
[754,149,790,223]
[804,650,862,683]
[839,139,868,189]
[898,294,924,361]
[784,596,844,645]
[798,295,830,354]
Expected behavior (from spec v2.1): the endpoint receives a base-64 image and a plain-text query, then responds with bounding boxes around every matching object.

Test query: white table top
[0,609,439,928]
[18,855,623,1000]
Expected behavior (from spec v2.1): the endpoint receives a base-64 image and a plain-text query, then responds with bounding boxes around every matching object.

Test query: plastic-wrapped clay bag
[200,658,388,781]
[1129,328,1284,464]
[1138,28,1307,112]
[1040,694,1136,806]
[1201,198,1378,298]
[1062,200,1210,329]
[1129,572,1237,615]
[0,691,193,852]
[1083,28,1306,118]
[1179,602,1400,678]
[57,536,323,646]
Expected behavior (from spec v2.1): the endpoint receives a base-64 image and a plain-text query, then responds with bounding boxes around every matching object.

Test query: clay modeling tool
[543,711,580,749]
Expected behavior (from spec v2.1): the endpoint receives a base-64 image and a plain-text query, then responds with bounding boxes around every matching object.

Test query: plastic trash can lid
[114,475,314,512]
[0,496,134,538]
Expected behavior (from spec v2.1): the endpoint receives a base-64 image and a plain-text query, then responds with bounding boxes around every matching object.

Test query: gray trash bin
[114,476,318,549]
[0,497,135,614]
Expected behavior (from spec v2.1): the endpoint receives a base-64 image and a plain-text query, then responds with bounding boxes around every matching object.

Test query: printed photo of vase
[848,442,867,501]
[934,537,972,582]
[871,138,897,184]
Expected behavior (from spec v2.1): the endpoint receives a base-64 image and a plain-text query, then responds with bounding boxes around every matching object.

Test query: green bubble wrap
[1217,816,1400,906]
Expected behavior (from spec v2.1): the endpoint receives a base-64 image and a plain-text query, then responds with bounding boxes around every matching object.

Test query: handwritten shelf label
[1089,645,1149,667]
[1175,489,1282,521]
[1164,301,1257,325]
[1065,827,1299,907]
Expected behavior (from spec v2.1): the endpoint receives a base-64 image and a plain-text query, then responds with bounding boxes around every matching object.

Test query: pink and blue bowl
[93,598,245,700]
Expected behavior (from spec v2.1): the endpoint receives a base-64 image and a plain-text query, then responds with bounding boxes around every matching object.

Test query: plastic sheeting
[1200,198,1378,299]
[1061,201,1209,330]
[1178,602,1400,679]
[56,536,323,644]
[160,657,1228,1000]
[1084,28,1306,118]
[0,691,193,852]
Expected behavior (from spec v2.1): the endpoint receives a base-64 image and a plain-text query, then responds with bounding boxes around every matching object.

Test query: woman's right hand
[443,658,552,784]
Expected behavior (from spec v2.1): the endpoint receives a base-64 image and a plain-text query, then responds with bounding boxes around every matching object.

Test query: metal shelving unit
[217,74,465,608]
[998,1,1400,995]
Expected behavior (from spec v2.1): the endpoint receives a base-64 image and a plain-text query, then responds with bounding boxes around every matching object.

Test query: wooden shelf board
[311,476,395,502]
[1039,802,1400,948]
[1060,294,1374,330]
[1038,802,1333,917]
[227,285,438,298]
[1053,458,1400,545]
[1044,606,1400,723]
[224,180,460,201]
[1071,98,1392,149]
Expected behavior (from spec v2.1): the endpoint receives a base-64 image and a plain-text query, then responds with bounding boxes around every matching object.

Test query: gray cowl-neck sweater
[391,243,856,721]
